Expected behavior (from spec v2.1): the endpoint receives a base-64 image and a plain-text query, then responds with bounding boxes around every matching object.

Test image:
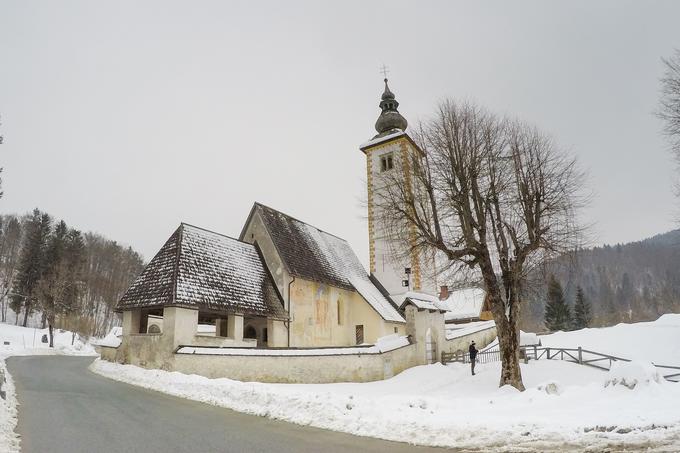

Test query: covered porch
[122,306,288,349]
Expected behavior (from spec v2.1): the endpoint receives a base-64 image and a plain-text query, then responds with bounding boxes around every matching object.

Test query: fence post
[546,347,550,360]
[578,347,582,365]
[533,345,537,361]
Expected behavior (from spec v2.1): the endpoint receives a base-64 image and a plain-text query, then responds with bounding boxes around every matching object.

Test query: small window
[355,325,364,345]
[263,328,268,343]
[394,326,398,334]
[337,299,343,325]
[380,153,394,172]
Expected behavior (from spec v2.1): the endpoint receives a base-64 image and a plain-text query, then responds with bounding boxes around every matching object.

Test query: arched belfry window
[380,153,394,172]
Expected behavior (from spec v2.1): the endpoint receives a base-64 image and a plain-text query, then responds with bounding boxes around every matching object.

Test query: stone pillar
[266,319,288,347]
[122,309,141,336]
[163,306,198,348]
[228,314,244,341]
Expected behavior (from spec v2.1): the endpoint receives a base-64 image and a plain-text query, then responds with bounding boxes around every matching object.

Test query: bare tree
[375,100,587,390]
[658,49,680,159]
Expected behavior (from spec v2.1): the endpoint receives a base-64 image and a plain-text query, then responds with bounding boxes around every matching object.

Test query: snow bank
[539,314,680,364]
[481,329,538,351]
[93,327,122,348]
[90,358,680,451]
[0,359,19,452]
[0,323,97,357]
[605,361,665,389]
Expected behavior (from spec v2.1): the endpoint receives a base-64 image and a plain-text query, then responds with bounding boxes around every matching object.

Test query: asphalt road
[8,356,449,453]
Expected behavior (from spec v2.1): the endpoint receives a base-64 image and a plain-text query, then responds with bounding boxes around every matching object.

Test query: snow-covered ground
[0,323,98,452]
[539,313,680,364]
[92,338,680,451]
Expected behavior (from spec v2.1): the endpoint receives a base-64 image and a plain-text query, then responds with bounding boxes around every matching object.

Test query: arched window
[244,325,257,339]
[148,324,161,334]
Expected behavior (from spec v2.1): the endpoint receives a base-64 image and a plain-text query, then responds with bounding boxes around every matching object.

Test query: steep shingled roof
[241,203,405,323]
[117,224,287,319]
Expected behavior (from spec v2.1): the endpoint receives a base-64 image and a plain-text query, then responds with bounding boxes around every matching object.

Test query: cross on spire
[379,64,390,80]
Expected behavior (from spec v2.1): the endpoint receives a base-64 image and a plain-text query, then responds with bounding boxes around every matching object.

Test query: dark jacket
[469,344,478,359]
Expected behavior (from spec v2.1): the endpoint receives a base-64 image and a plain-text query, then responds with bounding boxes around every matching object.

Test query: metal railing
[441,346,680,383]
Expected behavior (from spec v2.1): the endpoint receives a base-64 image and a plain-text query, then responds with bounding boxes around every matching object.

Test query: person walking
[469,341,478,375]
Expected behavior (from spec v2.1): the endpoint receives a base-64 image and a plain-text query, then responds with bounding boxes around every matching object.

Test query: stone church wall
[288,278,405,347]
[172,342,418,384]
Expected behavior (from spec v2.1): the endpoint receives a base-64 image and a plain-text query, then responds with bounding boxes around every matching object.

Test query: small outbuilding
[115,223,289,368]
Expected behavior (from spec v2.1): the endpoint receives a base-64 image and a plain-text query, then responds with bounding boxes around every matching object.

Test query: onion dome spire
[374,78,408,134]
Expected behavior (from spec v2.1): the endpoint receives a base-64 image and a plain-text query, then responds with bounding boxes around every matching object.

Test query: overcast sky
[1,1,679,264]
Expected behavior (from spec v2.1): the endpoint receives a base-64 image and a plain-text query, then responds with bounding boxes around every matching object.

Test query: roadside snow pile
[0,323,97,357]
[93,327,122,348]
[0,360,19,453]
[605,361,664,389]
[90,358,680,451]
[539,314,680,364]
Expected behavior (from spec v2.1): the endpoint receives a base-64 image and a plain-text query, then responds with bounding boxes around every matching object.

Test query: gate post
[578,347,583,365]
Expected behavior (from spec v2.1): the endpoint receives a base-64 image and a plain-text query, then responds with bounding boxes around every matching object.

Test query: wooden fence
[441,346,680,383]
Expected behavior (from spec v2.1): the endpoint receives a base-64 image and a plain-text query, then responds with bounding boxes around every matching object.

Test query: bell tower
[360,78,436,297]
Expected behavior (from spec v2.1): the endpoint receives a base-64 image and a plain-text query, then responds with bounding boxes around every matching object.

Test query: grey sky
[1,1,679,265]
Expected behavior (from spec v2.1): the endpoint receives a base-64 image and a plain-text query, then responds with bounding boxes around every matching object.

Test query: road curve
[8,356,449,453]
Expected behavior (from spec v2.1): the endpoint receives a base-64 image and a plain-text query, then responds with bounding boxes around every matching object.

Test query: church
[104,80,497,383]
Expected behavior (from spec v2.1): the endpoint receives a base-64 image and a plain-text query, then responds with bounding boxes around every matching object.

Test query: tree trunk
[495,317,524,390]
[0,293,5,323]
[480,256,525,391]
[22,303,30,327]
[48,317,55,348]
[40,311,47,329]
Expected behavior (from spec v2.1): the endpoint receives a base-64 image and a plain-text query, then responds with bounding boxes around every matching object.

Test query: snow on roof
[395,291,445,312]
[117,224,287,319]
[439,287,486,321]
[248,204,404,323]
[359,129,406,149]
[445,320,496,340]
[177,334,410,356]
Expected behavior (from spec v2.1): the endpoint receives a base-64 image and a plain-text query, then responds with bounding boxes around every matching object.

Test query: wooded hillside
[0,210,144,338]
[522,230,680,331]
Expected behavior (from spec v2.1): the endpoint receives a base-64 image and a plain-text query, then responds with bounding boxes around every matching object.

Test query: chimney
[439,285,449,301]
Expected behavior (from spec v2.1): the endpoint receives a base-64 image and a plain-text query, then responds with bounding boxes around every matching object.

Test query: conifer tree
[37,220,69,346]
[544,275,572,331]
[572,286,592,330]
[12,209,51,326]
